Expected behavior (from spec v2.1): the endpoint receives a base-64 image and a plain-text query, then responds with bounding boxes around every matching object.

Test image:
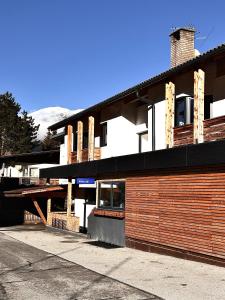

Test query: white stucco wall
[74,199,95,228]
[101,116,139,159]
[60,135,68,165]
[148,100,166,151]
[212,99,225,118]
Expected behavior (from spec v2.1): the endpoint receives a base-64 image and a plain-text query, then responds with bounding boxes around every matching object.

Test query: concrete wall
[88,215,125,246]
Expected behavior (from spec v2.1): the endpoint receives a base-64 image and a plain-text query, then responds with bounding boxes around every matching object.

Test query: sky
[0,0,225,112]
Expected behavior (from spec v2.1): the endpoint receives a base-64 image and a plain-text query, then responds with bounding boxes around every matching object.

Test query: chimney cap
[170,27,196,36]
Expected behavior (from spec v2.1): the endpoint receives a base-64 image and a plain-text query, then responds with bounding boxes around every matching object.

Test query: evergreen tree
[0,92,39,155]
[41,130,60,151]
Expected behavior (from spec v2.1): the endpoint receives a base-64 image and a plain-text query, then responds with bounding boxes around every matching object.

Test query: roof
[0,150,60,165]
[40,139,225,179]
[49,42,225,131]
[4,185,65,198]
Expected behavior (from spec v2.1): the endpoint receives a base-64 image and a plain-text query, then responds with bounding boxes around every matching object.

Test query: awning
[4,185,66,198]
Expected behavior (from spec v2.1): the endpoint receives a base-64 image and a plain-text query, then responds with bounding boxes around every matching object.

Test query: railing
[204,115,225,142]
[71,147,101,163]
[173,124,193,147]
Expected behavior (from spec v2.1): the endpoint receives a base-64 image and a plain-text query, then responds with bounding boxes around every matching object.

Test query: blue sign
[76,178,95,184]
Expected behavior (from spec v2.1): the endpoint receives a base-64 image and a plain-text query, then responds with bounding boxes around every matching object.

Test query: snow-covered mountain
[29,107,82,140]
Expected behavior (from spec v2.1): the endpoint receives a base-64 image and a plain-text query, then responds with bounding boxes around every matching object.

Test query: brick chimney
[170,27,196,68]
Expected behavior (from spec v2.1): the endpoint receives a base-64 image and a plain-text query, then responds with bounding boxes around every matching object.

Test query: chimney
[170,27,196,68]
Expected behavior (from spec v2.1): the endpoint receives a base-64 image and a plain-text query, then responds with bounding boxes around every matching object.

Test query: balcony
[173,124,193,147]
[173,115,225,147]
[71,147,101,164]
[204,115,225,142]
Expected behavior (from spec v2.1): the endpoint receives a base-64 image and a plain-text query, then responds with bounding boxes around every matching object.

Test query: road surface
[0,232,161,300]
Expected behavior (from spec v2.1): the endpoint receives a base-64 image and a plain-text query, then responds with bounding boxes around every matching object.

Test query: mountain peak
[29,106,82,140]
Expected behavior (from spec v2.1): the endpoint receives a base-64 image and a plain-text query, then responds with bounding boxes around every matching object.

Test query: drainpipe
[148,104,155,151]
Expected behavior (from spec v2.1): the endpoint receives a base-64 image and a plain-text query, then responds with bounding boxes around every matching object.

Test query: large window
[98,180,125,210]
[175,96,194,127]
[175,95,213,127]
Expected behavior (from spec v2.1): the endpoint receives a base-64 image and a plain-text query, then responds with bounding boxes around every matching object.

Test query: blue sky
[0,0,224,112]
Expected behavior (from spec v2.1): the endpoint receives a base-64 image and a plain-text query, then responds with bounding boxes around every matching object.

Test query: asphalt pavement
[0,232,161,300]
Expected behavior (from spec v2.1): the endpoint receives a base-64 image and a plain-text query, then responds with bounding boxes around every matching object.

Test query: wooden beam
[67,177,72,217]
[193,69,205,144]
[88,116,95,161]
[165,82,175,148]
[32,198,47,225]
[77,121,83,163]
[47,198,51,214]
[67,125,73,164]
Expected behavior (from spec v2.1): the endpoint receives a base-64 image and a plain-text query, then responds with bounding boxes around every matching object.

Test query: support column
[67,124,73,164]
[32,198,47,225]
[67,177,72,217]
[193,69,205,144]
[47,198,51,214]
[165,81,175,148]
[88,116,95,161]
[77,121,83,163]
[47,198,51,225]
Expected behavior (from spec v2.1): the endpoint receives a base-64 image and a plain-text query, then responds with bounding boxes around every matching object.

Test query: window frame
[96,179,126,211]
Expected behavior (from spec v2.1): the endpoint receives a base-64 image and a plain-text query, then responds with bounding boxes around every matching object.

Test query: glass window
[98,181,125,210]
[100,123,107,147]
[175,98,186,127]
[175,97,194,127]
[83,132,88,149]
[138,131,148,153]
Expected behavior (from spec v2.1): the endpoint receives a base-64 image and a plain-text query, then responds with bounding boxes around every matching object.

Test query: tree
[0,92,39,155]
[41,129,60,151]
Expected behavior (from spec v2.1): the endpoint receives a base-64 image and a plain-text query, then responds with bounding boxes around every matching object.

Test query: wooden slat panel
[71,148,101,164]
[173,124,193,146]
[94,209,124,219]
[204,115,225,142]
[125,168,225,259]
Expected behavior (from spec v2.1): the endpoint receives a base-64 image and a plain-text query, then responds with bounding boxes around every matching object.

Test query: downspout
[152,104,155,151]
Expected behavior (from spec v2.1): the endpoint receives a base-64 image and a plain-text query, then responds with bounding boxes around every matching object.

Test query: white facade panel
[212,99,225,118]
[101,116,139,159]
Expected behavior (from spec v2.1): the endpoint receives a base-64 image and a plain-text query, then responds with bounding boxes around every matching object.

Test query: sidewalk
[1,224,225,300]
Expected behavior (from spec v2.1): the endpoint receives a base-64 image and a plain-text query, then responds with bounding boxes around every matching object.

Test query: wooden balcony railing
[173,124,193,147]
[204,115,225,142]
[71,147,101,164]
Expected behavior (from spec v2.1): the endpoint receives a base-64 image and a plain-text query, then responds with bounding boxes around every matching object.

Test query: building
[40,28,225,265]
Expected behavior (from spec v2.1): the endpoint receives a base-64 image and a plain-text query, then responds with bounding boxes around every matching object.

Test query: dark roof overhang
[0,150,60,165]
[40,139,225,179]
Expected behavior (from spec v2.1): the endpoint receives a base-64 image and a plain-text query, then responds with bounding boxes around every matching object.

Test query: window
[100,123,107,147]
[175,95,213,126]
[98,180,125,210]
[138,131,148,153]
[175,96,194,127]
[83,132,88,149]
[73,132,77,151]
